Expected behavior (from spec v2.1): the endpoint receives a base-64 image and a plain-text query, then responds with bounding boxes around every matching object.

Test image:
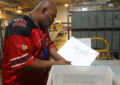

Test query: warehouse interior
[0,0,120,85]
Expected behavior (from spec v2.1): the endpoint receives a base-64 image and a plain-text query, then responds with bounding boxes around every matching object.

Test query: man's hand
[54,60,71,65]
[65,60,71,65]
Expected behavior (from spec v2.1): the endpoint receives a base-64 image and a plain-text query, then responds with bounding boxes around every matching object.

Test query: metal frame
[91,37,110,60]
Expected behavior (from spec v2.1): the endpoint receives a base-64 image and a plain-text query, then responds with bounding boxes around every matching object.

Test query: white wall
[55,5,67,23]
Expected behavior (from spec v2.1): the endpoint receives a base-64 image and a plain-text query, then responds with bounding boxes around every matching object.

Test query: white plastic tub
[47,65,120,85]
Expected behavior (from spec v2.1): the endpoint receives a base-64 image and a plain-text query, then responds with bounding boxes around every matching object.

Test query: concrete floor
[54,33,67,50]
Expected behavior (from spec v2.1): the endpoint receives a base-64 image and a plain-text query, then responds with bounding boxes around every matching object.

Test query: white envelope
[57,36,99,66]
[77,38,91,48]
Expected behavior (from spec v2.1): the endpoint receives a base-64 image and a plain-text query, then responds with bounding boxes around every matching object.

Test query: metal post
[67,6,70,40]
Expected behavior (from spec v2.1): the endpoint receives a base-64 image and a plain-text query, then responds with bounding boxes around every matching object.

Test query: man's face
[40,7,57,28]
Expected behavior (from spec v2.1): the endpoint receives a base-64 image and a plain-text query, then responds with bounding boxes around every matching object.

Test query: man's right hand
[54,60,71,65]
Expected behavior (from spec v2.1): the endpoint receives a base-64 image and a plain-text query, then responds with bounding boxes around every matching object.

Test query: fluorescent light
[55,20,61,23]
[108,3,114,7]
[16,10,22,13]
[64,4,69,7]
[82,8,88,11]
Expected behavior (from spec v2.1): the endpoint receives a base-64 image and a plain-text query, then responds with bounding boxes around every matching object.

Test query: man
[2,0,71,85]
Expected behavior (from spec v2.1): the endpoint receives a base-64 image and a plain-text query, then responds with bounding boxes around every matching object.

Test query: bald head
[34,0,56,11]
[30,0,57,28]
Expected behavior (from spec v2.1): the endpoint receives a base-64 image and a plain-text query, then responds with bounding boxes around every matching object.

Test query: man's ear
[42,7,47,14]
